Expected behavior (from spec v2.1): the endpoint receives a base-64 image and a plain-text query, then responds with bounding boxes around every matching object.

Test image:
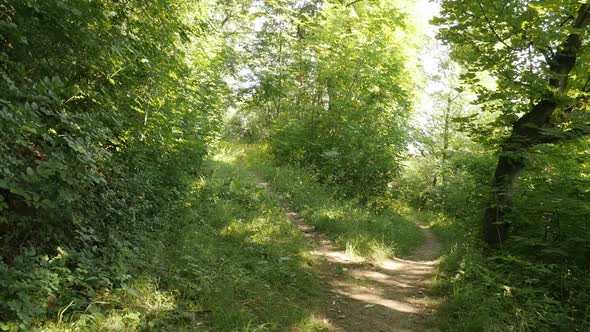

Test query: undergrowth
[228,142,424,261]
[4,142,429,331]
[430,212,590,331]
[15,147,330,331]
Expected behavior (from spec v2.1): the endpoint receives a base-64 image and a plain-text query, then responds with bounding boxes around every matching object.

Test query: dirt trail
[258,180,441,332]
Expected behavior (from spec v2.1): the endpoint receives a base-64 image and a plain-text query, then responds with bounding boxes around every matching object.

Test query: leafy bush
[393,150,495,217]
[0,0,226,327]
[271,112,406,200]
[239,1,419,200]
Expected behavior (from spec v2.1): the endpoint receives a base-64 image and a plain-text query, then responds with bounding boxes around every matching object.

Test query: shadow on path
[260,182,442,332]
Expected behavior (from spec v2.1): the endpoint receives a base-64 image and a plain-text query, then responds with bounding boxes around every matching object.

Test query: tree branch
[559,15,574,27]
[345,0,363,7]
[476,0,512,50]
[494,1,508,23]
[220,15,232,27]
[548,4,590,91]
[536,123,590,144]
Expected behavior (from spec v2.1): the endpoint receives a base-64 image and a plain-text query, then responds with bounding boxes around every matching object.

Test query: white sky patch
[415,0,444,119]
[253,16,265,32]
[407,0,455,155]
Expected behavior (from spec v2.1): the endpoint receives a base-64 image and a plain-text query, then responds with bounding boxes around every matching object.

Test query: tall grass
[430,210,590,331]
[38,147,330,331]
[229,142,424,260]
[34,142,427,331]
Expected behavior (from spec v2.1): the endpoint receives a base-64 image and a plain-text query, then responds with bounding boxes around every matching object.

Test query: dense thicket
[0,0,228,325]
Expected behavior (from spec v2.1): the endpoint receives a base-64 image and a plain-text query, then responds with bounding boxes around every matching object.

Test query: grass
[38,145,330,331]
[32,141,426,331]
[227,142,424,261]
[429,208,590,331]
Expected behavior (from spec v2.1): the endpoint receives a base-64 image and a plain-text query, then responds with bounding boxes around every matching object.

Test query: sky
[411,0,450,128]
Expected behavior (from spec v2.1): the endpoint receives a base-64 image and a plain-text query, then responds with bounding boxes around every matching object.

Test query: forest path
[256,179,441,332]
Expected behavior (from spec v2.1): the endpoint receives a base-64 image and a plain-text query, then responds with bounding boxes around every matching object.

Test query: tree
[240,0,423,198]
[434,1,590,243]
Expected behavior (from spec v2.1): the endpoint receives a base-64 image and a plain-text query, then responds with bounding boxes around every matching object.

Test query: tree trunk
[441,94,451,190]
[481,4,590,244]
[481,149,525,243]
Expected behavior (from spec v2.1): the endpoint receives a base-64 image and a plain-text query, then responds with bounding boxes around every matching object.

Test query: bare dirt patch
[258,180,441,332]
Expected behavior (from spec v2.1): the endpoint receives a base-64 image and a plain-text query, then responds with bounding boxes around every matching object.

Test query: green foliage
[38,141,424,331]
[508,140,590,267]
[0,0,228,327]
[406,123,590,331]
[6,0,590,330]
[395,151,495,215]
[434,0,590,134]
[405,124,590,331]
[233,142,424,260]
[35,144,330,331]
[238,0,422,199]
[145,154,327,331]
[425,3,590,328]
[432,213,590,331]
